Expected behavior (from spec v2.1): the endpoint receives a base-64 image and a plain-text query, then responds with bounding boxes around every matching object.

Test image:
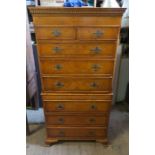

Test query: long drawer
[42,76,112,92]
[40,59,114,75]
[43,100,111,112]
[45,114,108,126]
[46,127,107,138]
[37,42,117,58]
[42,93,113,100]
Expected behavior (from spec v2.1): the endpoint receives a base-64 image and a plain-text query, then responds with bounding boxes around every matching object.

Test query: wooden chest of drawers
[29,7,125,145]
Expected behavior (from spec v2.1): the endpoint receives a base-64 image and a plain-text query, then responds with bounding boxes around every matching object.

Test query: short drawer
[37,42,117,58]
[35,27,76,40]
[45,114,108,126]
[44,100,111,112]
[77,27,119,40]
[40,59,114,75]
[42,93,113,100]
[42,76,112,92]
[47,127,107,138]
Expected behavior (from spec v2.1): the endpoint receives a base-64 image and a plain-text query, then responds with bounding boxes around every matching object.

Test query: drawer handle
[58,118,64,124]
[90,82,97,88]
[88,131,96,136]
[55,64,62,71]
[52,29,61,37]
[91,104,97,110]
[59,131,65,137]
[89,118,96,123]
[93,30,103,37]
[56,104,64,110]
[90,47,102,54]
[91,64,100,72]
[55,82,64,88]
[53,47,62,53]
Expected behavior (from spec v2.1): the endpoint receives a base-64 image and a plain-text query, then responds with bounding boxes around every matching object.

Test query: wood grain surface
[29,7,125,145]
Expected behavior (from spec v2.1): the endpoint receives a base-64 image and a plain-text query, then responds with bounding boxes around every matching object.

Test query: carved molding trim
[37,39,117,44]
[29,7,126,16]
[34,25,120,28]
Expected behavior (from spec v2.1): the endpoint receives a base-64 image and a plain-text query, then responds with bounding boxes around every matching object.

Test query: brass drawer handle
[88,131,96,136]
[90,47,102,54]
[53,47,62,53]
[91,64,100,72]
[55,82,64,88]
[56,104,64,110]
[55,64,62,71]
[93,30,104,37]
[58,118,64,124]
[58,131,65,137]
[90,82,97,88]
[89,118,96,123]
[91,104,97,110]
[52,29,61,37]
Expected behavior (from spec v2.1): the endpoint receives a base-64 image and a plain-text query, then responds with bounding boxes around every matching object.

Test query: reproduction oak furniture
[29,7,125,145]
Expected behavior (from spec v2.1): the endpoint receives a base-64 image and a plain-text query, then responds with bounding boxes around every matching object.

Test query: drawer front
[40,59,114,75]
[42,76,112,92]
[42,93,113,100]
[44,100,111,112]
[45,115,108,126]
[35,27,76,40]
[38,42,117,57]
[47,127,107,138]
[33,16,122,26]
[77,27,119,40]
